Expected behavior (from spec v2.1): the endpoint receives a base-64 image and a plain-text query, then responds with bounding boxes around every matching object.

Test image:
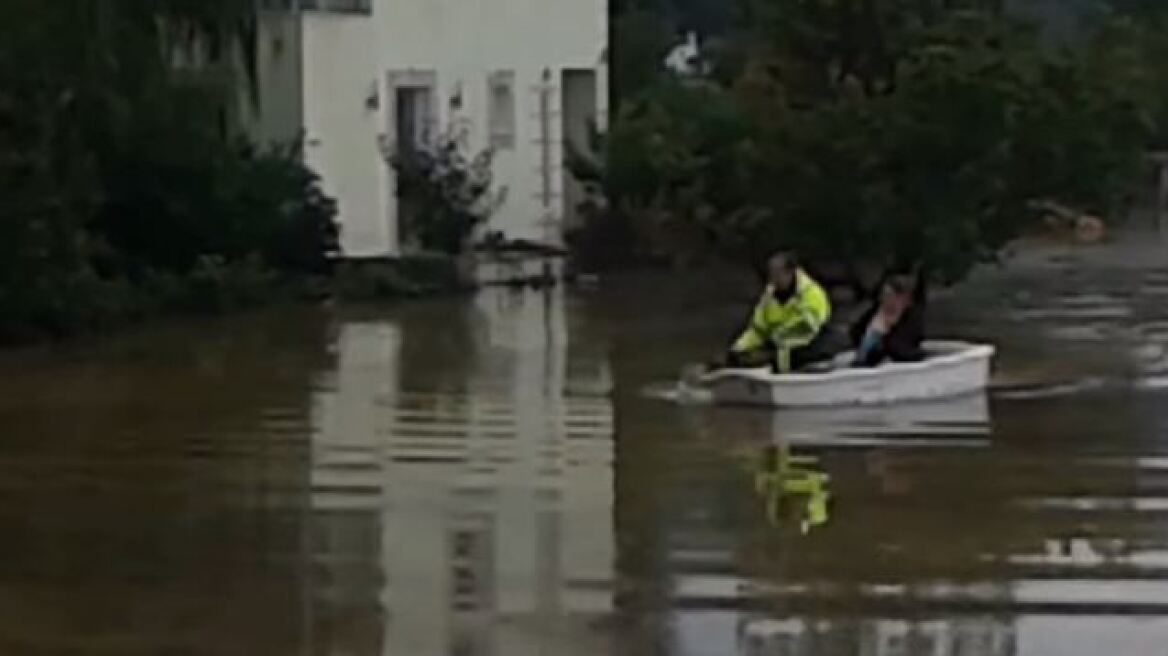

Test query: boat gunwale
[701,341,996,387]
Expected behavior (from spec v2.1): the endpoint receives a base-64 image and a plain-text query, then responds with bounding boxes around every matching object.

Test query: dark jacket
[849,302,926,367]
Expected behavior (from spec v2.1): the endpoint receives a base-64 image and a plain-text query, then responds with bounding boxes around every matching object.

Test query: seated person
[849,273,925,367]
[723,252,832,373]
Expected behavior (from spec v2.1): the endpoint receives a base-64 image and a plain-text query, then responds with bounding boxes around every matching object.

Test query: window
[487,71,516,151]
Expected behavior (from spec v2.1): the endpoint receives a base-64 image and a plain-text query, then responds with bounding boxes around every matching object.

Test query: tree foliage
[387,125,501,256]
[1097,1,1168,149]
[578,0,1158,283]
[0,0,337,340]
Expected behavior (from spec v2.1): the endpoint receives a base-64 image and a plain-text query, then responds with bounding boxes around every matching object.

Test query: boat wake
[990,376,1108,400]
[992,373,1168,398]
[642,381,714,405]
[1134,374,1168,391]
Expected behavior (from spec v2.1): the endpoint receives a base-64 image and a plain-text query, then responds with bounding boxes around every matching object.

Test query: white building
[245,0,609,258]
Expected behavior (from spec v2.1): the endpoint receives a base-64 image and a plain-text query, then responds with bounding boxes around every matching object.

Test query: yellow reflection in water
[749,444,831,534]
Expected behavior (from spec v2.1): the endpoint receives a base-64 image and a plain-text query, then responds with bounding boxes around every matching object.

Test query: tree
[611,5,681,101]
[577,0,1156,284]
[0,0,338,339]
[1097,1,1168,149]
[0,1,105,334]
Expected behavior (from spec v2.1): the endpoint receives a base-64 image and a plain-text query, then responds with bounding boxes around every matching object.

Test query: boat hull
[705,341,995,408]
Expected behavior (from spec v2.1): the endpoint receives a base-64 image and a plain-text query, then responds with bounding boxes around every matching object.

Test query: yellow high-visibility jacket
[732,270,831,372]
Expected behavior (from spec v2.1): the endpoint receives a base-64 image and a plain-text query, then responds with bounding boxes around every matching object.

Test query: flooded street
[2,243,1168,654]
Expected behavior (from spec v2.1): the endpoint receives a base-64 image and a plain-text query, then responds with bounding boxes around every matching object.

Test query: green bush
[579,1,1157,283]
[387,125,500,256]
[0,1,340,343]
[334,255,471,302]
[95,139,339,278]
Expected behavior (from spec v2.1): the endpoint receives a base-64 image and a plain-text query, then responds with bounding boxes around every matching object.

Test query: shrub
[385,124,502,256]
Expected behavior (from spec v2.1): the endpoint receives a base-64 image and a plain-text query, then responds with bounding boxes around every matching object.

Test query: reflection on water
[747,445,831,535]
[675,393,993,451]
[2,253,1168,654]
[309,288,615,655]
[612,257,1168,654]
[736,616,1016,656]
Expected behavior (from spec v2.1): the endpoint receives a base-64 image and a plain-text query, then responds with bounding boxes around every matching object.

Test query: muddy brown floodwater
[1,241,1168,655]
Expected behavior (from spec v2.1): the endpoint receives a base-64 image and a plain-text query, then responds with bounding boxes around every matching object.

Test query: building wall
[300,15,391,258]
[238,11,305,149]
[297,0,608,257]
[375,0,608,250]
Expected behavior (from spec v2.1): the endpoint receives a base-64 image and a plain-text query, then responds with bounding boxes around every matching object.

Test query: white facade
[251,0,609,258]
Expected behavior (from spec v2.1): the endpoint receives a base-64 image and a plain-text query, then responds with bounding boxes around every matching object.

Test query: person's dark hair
[886,274,915,295]
[768,251,800,273]
[880,269,927,305]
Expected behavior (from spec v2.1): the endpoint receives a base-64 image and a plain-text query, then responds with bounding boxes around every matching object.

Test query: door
[560,70,598,233]
[392,83,434,250]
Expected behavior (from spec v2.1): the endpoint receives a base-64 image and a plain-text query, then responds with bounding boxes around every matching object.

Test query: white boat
[701,341,995,407]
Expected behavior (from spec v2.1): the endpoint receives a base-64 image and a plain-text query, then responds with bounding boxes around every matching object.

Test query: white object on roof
[665,31,705,76]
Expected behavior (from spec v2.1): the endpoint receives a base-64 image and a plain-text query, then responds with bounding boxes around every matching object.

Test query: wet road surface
[2,242,1168,654]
